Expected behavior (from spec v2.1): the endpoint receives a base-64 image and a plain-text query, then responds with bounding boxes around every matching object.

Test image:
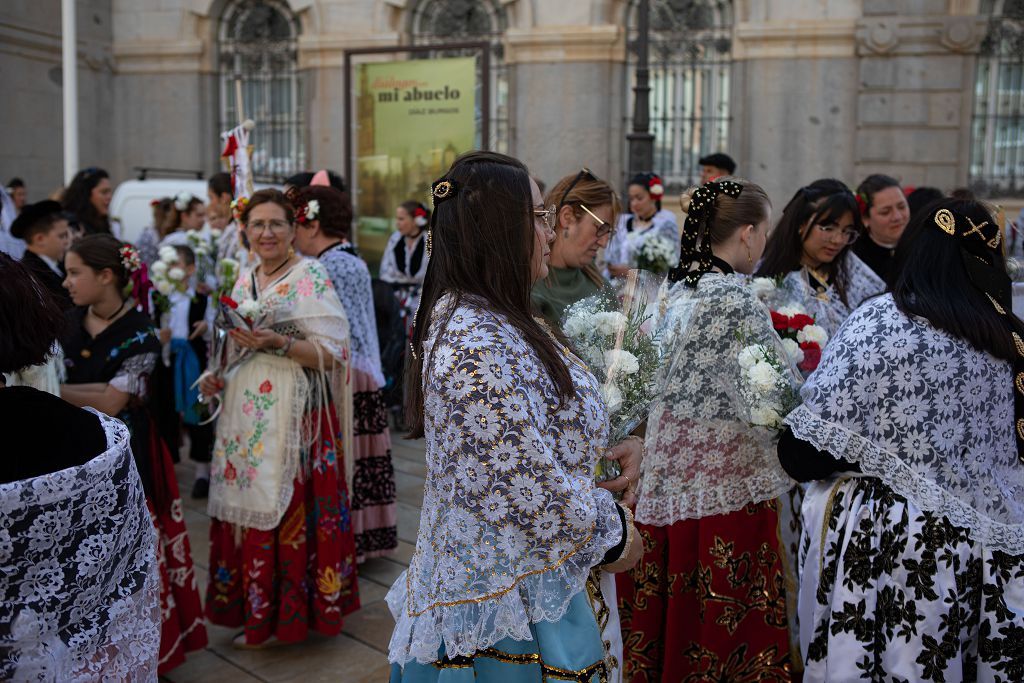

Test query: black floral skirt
[800,476,1024,682]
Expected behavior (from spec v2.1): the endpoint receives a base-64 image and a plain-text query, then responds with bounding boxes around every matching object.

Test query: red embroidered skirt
[205,405,360,645]
[616,500,794,682]
[146,426,208,675]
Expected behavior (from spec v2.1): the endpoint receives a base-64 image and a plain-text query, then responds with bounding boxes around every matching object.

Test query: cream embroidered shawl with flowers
[209,258,352,531]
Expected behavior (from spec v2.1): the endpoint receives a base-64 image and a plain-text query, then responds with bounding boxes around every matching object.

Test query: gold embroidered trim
[1017,372,1024,396]
[432,647,608,683]
[963,215,990,240]
[406,528,596,616]
[1014,333,1024,358]
[933,208,956,235]
[987,293,1007,315]
[1017,418,1024,442]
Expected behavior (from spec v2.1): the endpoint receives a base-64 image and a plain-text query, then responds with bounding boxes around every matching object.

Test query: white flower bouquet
[634,236,676,274]
[736,342,799,431]
[562,270,663,482]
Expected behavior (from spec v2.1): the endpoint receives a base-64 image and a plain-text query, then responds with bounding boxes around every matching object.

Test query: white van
[110,177,278,244]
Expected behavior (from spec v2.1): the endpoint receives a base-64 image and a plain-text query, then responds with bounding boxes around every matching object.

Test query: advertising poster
[355,57,477,270]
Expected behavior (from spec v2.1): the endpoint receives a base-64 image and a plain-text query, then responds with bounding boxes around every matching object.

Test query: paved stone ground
[161,436,427,683]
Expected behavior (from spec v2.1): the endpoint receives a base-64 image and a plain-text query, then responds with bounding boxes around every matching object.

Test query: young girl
[60,234,207,674]
[618,178,800,682]
[604,172,678,278]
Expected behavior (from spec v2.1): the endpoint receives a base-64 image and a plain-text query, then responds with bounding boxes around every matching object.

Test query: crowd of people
[1,148,1023,682]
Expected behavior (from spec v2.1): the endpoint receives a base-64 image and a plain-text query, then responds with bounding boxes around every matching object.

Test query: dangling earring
[746,246,753,269]
[288,246,296,259]
[563,229,570,239]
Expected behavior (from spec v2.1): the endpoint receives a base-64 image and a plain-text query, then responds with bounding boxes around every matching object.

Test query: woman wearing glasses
[388,152,641,681]
[604,172,679,278]
[756,179,885,338]
[199,189,360,648]
[531,169,620,327]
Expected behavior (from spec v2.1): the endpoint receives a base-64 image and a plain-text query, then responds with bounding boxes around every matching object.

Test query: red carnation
[220,296,239,309]
[789,314,815,331]
[855,193,868,216]
[770,311,790,331]
[414,207,427,218]
[798,342,822,373]
[259,380,273,394]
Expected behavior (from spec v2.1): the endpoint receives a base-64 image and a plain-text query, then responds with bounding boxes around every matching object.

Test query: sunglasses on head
[558,168,614,238]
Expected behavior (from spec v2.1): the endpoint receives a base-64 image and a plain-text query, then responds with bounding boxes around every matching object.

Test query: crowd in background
[2,150,1024,681]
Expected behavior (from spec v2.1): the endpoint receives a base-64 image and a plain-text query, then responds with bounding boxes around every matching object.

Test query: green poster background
[355,57,477,270]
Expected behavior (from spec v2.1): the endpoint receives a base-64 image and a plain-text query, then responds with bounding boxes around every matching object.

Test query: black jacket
[22,250,72,310]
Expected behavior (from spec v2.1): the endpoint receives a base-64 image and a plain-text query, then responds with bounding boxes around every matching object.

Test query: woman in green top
[532,169,621,326]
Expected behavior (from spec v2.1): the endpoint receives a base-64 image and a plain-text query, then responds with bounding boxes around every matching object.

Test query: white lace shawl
[774,251,885,337]
[786,294,1024,554]
[636,273,799,526]
[0,411,160,681]
[319,249,386,388]
[386,296,623,665]
[605,209,680,270]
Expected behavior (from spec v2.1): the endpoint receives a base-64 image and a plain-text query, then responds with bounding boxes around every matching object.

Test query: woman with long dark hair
[59,234,207,674]
[756,179,885,337]
[781,199,1024,679]
[618,178,801,682]
[293,183,398,562]
[0,252,161,680]
[62,167,114,236]
[387,151,641,681]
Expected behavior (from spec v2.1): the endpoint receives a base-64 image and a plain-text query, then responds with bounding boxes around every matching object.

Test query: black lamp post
[627,0,655,178]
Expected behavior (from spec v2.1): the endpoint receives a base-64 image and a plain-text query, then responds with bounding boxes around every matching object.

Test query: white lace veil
[786,294,1024,554]
[637,274,799,525]
[0,411,160,681]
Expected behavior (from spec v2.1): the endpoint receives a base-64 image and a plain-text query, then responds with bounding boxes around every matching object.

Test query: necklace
[89,299,127,322]
[804,265,832,302]
[261,256,292,279]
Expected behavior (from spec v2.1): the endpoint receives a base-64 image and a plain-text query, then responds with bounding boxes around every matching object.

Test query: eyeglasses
[559,168,598,209]
[247,219,292,235]
[816,222,860,244]
[534,205,558,231]
[579,204,615,239]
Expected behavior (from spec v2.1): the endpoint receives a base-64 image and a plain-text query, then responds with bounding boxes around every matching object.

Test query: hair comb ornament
[431,178,458,206]
[670,179,745,288]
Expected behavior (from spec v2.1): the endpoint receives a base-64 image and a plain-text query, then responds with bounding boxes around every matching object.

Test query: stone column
[505,25,627,189]
[729,2,861,207]
[853,2,987,190]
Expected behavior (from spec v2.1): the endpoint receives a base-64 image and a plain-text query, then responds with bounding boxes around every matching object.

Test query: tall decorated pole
[627,0,655,179]
[221,74,256,200]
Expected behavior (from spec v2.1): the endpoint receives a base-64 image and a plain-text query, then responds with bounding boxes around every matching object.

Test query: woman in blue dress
[387,151,642,682]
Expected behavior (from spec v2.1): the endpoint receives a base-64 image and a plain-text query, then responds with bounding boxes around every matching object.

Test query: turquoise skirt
[390,591,609,683]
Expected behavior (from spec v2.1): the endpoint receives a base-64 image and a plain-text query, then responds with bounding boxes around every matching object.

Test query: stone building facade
[1,0,1021,211]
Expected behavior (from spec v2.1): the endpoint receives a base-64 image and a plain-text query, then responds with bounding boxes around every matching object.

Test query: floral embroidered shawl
[209,258,352,530]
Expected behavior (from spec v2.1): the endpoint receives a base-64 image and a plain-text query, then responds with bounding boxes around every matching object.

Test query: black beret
[10,200,64,240]
[697,153,737,174]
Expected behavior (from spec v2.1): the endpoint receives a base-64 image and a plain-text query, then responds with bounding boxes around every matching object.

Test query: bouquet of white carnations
[562,270,662,482]
[635,236,676,274]
[215,257,240,298]
[736,342,800,431]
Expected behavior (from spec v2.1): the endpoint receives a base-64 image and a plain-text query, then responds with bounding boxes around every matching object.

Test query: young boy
[156,245,216,498]
[10,200,72,309]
